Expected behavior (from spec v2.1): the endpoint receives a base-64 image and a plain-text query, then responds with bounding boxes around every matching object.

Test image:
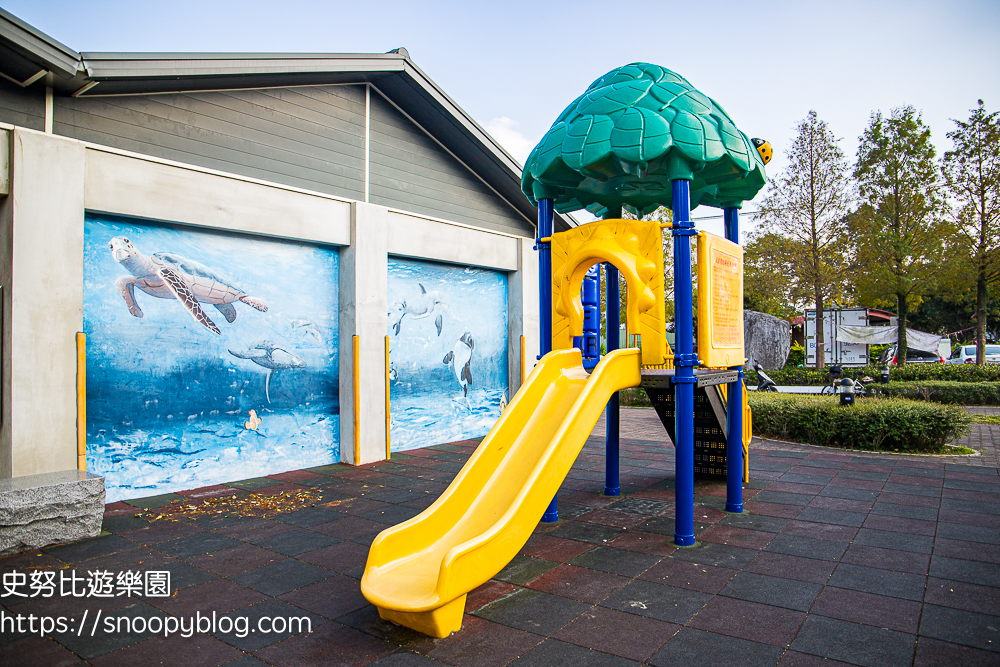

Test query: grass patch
[971,414,1000,424]
[748,393,971,453]
[943,445,978,455]
[866,381,1000,405]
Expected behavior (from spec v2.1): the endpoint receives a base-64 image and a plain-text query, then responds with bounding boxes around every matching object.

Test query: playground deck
[3,408,999,666]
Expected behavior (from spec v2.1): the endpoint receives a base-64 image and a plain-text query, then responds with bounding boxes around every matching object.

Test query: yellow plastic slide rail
[361,347,641,637]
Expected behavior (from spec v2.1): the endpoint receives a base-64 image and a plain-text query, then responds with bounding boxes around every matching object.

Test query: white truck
[804,307,896,367]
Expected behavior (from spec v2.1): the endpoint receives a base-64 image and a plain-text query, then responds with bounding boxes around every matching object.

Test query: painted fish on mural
[389,283,447,336]
[290,318,324,347]
[229,340,307,403]
[443,332,475,398]
[109,237,268,334]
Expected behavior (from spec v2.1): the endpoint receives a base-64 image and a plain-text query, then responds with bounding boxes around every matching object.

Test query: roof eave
[0,8,80,79]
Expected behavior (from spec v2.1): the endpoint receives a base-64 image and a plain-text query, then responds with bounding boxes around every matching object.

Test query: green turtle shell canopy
[521,63,767,216]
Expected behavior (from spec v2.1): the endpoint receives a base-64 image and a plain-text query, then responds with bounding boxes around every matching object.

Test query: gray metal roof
[0,10,572,231]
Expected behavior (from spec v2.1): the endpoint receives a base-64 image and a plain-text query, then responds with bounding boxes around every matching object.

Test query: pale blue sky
[7,0,999,230]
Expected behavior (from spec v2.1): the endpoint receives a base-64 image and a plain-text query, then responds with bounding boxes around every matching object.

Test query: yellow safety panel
[361,348,642,638]
[697,231,745,368]
[550,219,666,366]
[718,381,752,483]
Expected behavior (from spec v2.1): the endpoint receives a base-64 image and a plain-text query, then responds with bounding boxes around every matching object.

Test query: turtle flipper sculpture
[109,236,268,334]
[521,62,768,216]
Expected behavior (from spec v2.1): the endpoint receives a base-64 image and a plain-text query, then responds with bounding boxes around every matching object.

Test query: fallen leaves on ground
[134,488,325,523]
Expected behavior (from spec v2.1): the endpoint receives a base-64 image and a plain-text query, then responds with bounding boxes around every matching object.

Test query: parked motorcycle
[753,362,778,392]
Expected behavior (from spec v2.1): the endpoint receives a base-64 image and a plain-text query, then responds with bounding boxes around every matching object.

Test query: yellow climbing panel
[697,231,745,368]
[551,219,666,365]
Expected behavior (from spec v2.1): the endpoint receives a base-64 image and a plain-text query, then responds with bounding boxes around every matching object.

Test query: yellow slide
[361,347,641,637]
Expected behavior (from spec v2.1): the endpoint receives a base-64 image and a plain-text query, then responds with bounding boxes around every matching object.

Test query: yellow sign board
[697,231,744,368]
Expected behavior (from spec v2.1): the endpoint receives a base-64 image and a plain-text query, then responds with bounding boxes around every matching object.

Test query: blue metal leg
[723,207,744,513]
[538,199,559,523]
[605,262,620,497]
[672,180,696,546]
[725,369,744,512]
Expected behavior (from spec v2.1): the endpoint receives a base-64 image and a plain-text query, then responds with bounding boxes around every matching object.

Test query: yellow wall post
[519,335,526,389]
[76,332,86,471]
[353,335,361,465]
[385,335,391,460]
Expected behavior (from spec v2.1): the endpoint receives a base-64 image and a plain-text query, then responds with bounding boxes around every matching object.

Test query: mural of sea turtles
[109,236,268,334]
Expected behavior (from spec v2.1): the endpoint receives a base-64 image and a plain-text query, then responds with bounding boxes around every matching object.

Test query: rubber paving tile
[9,409,1000,667]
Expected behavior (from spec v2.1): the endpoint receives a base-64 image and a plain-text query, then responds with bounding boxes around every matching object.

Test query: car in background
[947,344,1000,364]
[878,344,945,366]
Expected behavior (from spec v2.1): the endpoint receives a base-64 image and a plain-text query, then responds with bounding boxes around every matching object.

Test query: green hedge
[866,381,1000,405]
[746,363,1000,387]
[620,387,652,407]
[748,393,972,453]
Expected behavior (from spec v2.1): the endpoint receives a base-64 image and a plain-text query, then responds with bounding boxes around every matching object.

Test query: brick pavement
[3,410,999,666]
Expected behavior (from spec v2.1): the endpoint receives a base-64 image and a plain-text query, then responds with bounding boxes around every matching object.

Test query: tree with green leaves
[757,111,853,368]
[941,100,1000,365]
[743,231,797,318]
[852,106,947,365]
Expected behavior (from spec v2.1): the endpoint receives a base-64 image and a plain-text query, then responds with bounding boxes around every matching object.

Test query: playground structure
[361,63,768,637]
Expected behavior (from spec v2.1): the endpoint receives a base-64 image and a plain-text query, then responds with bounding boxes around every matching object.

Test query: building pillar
[1,128,86,478]
[339,201,389,465]
[508,237,539,396]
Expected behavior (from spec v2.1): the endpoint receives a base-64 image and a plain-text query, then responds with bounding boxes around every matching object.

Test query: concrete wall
[3,129,85,477]
[0,131,538,476]
[509,238,540,391]
[85,149,352,246]
[339,202,389,465]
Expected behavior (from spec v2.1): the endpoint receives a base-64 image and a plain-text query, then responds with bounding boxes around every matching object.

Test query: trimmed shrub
[748,393,972,452]
[786,342,805,368]
[620,387,652,407]
[866,381,1000,405]
[746,363,1000,387]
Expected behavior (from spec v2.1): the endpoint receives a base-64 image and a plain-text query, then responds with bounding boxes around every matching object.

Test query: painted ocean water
[388,257,508,452]
[83,214,340,502]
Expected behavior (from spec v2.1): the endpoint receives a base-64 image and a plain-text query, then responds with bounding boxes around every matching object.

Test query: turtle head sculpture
[752,138,773,165]
[521,63,768,216]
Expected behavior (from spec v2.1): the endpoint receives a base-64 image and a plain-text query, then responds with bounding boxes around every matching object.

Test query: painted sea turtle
[109,236,268,335]
[521,62,768,215]
[228,340,306,403]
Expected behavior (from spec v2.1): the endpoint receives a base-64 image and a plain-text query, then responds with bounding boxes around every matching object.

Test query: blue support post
[672,180,696,546]
[538,199,559,523]
[723,207,744,513]
[576,266,601,371]
[604,262,620,496]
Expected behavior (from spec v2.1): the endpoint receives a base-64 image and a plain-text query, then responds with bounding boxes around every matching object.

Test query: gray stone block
[0,470,105,556]
[745,310,791,370]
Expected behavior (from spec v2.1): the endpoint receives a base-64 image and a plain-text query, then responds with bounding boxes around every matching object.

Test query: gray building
[0,9,566,501]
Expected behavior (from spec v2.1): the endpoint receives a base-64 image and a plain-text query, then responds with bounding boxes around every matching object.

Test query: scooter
[753,361,778,392]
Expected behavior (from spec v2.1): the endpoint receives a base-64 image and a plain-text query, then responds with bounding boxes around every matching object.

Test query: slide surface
[361,347,641,637]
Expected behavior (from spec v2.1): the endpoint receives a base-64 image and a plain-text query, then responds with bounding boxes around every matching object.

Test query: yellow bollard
[385,335,391,461]
[76,332,86,471]
[520,336,526,389]
[353,335,361,466]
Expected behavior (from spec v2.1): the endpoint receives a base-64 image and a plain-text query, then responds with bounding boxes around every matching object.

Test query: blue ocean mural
[84,214,339,502]
[388,258,508,451]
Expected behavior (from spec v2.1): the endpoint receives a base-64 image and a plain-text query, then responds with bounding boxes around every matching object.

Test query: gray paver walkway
[2,407,999,666]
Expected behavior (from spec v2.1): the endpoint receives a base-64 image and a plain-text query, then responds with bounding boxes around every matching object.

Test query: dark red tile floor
[3,407,1000,666]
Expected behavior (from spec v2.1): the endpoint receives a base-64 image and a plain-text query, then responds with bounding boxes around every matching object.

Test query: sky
[8,0,999,236]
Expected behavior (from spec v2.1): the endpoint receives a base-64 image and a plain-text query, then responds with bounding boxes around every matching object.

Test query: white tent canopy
[836,325,946,355]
